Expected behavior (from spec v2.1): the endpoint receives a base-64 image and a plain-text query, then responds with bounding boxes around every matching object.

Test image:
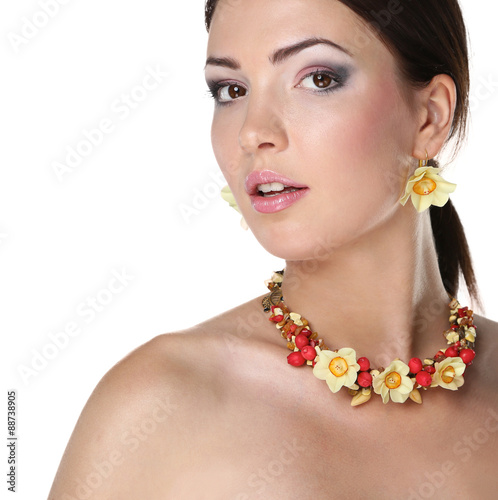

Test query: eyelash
[206,69,343,107]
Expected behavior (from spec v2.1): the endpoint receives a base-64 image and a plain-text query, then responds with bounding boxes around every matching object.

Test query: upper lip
[244,170,308,195]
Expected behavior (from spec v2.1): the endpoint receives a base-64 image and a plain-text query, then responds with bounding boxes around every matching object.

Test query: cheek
[294,79,409,203]
[211,112,242,182]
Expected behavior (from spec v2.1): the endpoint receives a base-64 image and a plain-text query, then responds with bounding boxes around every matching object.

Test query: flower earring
[399,152,457,213]
[220,185,249,230]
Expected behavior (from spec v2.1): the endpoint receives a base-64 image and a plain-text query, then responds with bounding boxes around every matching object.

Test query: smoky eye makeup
[205,62,352,106]
[296,63,351,93]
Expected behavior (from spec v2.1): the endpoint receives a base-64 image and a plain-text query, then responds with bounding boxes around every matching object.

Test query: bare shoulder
[47,330,219,498]
[473,313,498,385]
[48,298,266,499]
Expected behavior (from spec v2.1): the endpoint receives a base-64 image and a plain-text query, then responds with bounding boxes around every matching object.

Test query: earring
[220,185,249,230]
[399,151,457,213]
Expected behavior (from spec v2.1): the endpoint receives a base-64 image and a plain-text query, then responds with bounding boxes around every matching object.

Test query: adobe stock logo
[178,170,228,223]
[234,439,305,499]
[7,0,72,53]
[406,407,498,499]
[17,267,134,385]
[51,64,169,182]
[61,395,179,500]
[469,74,498,113]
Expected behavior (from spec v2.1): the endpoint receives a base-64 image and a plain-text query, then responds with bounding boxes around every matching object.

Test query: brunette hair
[204,0,480,307]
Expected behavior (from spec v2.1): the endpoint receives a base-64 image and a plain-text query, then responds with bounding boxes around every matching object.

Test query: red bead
[445,346,459,358]
[309,340,317,348]
[408,357,423,374]
[270,314,284,322]
[424,365,436,375]
[455,341,461,347]
[300,328,312,337]
[416,371,432,387]
[458,307,468,318]
[451,325,459,330]
[287,351,306,367]
[295,333,310,350]
[301,345,317,361]
[289,324,297,333]
[459,349,476,364]
[357,371,372,387]
[357,357,370,372]
[435,350,445,359]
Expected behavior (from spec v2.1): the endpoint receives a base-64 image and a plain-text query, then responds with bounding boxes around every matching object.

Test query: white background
[1,0,497,498]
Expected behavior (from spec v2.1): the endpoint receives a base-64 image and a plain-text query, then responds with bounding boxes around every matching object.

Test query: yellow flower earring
[220,185,249,230]
[399,152,457,213]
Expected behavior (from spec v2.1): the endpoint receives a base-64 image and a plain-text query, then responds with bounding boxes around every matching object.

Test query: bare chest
[167,369,498,499]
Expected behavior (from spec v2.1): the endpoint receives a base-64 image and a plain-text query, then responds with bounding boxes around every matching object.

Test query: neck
[279,208,450,369]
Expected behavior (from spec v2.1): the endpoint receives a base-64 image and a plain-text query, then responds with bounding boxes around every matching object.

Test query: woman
[49,0,498,498]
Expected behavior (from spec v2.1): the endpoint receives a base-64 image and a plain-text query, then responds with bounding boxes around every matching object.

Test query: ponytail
[430,199,481,309]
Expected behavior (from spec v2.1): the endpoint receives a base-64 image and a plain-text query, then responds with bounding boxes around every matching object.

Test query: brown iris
[228,84,246,99]
[313,73,332,88]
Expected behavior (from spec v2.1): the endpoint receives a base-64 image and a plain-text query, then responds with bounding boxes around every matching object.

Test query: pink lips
[244,170,310,214]
[244,170,308,194]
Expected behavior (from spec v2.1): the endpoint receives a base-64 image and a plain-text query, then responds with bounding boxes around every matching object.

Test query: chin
[250,222,340,262]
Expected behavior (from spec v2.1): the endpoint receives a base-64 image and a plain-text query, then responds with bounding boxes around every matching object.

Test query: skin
[48,1,498,498]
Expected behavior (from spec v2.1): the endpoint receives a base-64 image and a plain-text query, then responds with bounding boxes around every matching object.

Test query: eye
[207,81,248,105]
[219,83,247,101]
[298,70,341,91]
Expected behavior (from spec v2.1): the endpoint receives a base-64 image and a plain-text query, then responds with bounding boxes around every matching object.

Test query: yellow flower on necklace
[313,348,360,393]
[372,360,414,404]
[444,329,460,344]
[431,357,466,390]
[399,166,456,213]
[220,185,248,230]
[464,326,476,343]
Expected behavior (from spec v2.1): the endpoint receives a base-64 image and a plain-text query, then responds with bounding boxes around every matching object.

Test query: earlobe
[412,74,457,159]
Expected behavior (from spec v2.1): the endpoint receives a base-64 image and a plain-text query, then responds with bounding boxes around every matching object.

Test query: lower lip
[249,188,310,214]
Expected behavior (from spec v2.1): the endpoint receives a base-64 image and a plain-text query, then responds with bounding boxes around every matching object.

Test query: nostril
[258,142,275,149]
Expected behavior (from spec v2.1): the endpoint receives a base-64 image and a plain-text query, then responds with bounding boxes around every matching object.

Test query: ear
[412,74,457,160]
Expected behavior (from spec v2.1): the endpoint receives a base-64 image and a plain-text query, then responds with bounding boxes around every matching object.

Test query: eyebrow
[204,37,352,70]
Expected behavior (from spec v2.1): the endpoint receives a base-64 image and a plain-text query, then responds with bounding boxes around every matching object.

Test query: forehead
[207,0,390,66]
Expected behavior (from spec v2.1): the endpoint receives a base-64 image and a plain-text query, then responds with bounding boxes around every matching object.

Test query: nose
[238,97,289,154]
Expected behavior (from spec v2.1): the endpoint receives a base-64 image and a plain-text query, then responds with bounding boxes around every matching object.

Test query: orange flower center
[413,178,437,196]
[329,357,348,377]
[441,366,456,384]
[385,371,402,389]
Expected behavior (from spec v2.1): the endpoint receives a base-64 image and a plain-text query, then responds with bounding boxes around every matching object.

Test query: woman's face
[206,0,421,260]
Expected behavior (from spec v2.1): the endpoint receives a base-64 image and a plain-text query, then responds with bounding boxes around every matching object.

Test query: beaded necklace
[262,270,476,406]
